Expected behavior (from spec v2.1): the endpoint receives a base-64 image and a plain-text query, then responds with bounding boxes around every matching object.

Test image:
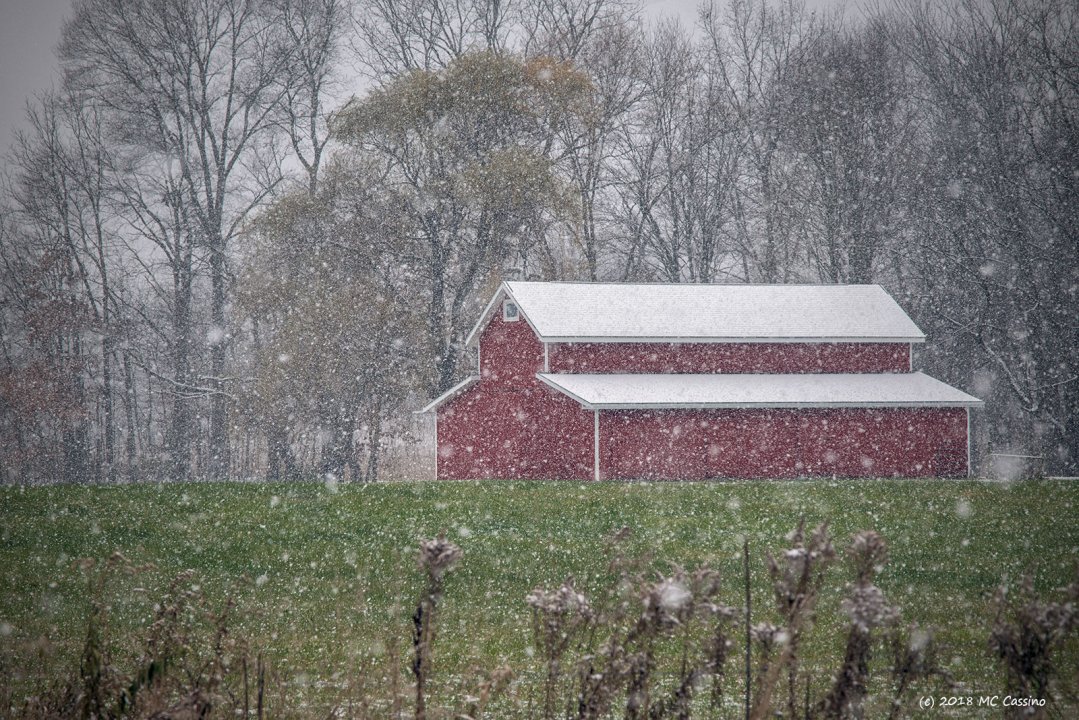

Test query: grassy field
[1,478,1077,716]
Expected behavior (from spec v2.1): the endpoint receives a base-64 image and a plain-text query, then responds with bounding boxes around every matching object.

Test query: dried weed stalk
[989,569,1079,718]
[885,624,949,720]
[10,521,1079,719]
[412,532,462,720]
[750,520,835,720]
[816,531,898,720]
[527,579,592,719]
[526,528,734,720]
[13,554,252,720]
[450,664,513,720]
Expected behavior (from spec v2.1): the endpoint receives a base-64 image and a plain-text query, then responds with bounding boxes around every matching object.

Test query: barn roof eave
[463,284,510,348]
[536,372,983,410]
[555,401,982,410]
[535,335,926,344]
[415,376,480,414]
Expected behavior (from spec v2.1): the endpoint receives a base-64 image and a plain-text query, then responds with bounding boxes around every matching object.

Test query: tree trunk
[169,237,194,483]
[63,335,91,483]
[100,331,116,483]
[320,407,357,480]
[266,424,296,481]
[427,230,455,395]
[208,235,231,480]
[365,404,383,482]
[122,349,138,483]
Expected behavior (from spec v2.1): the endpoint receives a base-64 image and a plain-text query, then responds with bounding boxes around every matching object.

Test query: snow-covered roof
[465,282,925,346]
[536,372,982,409]
[416,376,479,414]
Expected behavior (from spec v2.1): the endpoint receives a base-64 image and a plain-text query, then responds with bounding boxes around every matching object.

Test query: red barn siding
[549,341,909,374]
[437,309,592,479]
[598,407,967,480]
[478,308,545,386]
[436,385,592,479]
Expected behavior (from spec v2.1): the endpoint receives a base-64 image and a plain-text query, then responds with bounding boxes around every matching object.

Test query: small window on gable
[503,300,520,322]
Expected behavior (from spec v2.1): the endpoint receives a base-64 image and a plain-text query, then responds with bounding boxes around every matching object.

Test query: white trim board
[971,410,979,479]
[416,376,480,414]
[463,288,507,348]
[593,410,600,481]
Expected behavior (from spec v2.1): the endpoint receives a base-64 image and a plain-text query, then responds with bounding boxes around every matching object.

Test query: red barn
[419,282,982,480]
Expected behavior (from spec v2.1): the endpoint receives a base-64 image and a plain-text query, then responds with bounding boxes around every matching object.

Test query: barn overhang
[535,372,983,410]
[536,372,982,481]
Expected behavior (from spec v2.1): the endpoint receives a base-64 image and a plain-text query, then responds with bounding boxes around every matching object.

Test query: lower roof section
[536,371,982,410]
[416,376,479,414]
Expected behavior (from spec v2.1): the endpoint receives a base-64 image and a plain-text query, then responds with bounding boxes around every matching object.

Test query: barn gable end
[433,301,592,479]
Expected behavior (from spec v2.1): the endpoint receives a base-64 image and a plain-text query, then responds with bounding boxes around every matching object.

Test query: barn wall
[599,407,968,480]
[549,342,910,374]
[437,309,592,479]
[478,305,544,384]
[439,306,957,480]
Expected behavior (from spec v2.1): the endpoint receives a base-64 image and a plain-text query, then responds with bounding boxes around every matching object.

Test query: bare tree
[783,15,919,284]
[517,0,644,280]
[278,0,348,196]
[519,0,630,61]
[613,21,739,282]
[559,18,644,281]
[61,0,292,479]
[2,94,114,483]
[897,0,1079,472]
[702,0,822,282]
[352,0,514,76]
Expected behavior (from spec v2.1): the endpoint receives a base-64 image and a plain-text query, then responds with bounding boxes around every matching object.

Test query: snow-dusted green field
[1,479,1077,714]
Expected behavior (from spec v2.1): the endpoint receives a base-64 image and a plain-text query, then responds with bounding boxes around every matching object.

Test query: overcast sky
[1,0,71,155]
[0,0,843,159]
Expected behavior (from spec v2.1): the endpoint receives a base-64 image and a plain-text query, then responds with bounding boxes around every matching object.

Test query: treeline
[0,0,1076,483]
